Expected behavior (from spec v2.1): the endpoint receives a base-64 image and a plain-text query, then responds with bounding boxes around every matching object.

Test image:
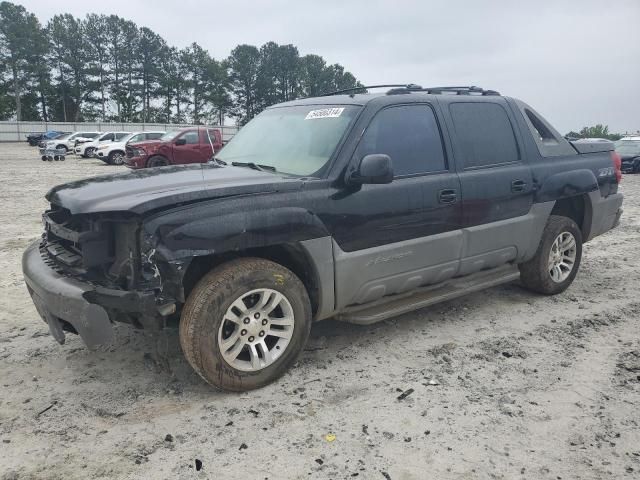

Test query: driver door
[328,103,463,309]
[172,130,202,164]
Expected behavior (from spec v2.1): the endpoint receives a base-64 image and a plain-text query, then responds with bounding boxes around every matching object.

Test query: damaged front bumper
[22,241,170,349]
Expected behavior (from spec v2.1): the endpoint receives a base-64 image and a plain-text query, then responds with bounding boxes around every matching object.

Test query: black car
[616,138,640,173]
[22,85,623,391]
[26,130,65,146]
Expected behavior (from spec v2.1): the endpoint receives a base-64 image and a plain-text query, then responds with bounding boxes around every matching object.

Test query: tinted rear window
[449,102,519,168]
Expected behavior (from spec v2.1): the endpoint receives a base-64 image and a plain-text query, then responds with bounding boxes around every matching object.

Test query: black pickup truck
[22,85,623,391]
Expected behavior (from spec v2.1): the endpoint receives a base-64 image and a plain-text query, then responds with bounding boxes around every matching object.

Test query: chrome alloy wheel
[217,288,295,372]
[548,232,577,283]
[111,152,124,165]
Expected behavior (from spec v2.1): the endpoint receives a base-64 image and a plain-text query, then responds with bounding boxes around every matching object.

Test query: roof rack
[321,84,421,96]
[320,84,500,97]
[387,85,500,96]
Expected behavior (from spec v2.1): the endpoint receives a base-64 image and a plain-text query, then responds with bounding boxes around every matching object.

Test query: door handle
[511,179,527,192]
[438,189,458,204]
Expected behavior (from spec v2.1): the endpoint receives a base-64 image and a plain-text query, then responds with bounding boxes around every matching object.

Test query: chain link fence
[0,121,238,142]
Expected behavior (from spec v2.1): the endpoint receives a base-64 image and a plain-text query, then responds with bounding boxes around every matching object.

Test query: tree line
[564,125,626,142]
[0,1,361,125]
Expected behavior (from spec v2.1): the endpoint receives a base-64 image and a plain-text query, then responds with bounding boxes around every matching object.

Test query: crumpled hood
[46,164,302,215]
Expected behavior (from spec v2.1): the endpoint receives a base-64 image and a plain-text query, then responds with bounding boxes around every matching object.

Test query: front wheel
[108,151,125,165]
[179,258,312,391]
[147,156,168,168]
[519,215,583,295]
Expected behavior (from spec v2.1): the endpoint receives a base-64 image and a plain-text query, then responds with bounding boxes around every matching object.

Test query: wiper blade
[210,156,227,166]
[231,161,276,172]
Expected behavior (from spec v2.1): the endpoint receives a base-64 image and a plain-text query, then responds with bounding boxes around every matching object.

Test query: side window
[101,133,114,141]
[358,104,447,176]
[147,132,163,140]
[182,131,199,145]
[207,129,219,142]
[115,133,128,140]
[130,134,144,143]
[525,109,557,144]
[449,102,519,169]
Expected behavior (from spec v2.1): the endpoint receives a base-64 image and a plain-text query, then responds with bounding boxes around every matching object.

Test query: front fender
[143,203,330,261]
[534,169,598,203]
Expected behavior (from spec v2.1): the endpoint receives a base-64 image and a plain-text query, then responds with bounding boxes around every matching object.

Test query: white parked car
[74,131,131,158]
[94,131,165,165]
[43,132,101,152]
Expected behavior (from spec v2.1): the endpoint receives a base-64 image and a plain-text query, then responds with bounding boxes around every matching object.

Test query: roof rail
[320,84,423,96]
[387,85,500,96]
[320,84,500,97]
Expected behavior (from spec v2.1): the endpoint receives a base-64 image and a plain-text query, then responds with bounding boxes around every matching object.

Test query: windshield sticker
[305,108,345,120]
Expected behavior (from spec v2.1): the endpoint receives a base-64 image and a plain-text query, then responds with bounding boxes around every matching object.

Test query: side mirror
[348,154,393,185]
[175,138,186,146]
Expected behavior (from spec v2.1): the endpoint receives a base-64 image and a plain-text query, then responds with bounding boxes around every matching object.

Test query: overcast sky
[17,0,640,133]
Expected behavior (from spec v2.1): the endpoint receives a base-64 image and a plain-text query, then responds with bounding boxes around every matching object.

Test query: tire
[108,151,125,165]
[519,215,583,295]
[147,155,168,168]
[56,144,68,152]
[179,258,312,391]
[84,147,95,158]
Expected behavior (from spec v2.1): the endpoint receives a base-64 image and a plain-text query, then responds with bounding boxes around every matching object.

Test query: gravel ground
[0,142,639,480]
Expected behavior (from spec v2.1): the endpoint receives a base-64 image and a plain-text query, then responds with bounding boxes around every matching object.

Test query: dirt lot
[0,142,638,480]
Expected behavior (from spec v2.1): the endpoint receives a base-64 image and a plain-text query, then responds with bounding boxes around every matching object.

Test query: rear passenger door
[331,103,464,308]
[443,99,534,275]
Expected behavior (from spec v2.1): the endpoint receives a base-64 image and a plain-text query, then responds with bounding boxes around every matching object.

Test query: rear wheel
[519,215,582,295]
[56,144,68,152]
[147,155,168,168]
[179,258,312,391]
[108,151,125,165]
[85,147,95,157]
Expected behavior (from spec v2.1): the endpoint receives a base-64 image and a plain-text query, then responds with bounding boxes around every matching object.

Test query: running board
[334,264,520,325]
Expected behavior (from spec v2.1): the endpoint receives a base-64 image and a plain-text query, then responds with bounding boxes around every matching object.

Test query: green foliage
[0,1,46,120]
[565,125,624,141]
[0,2,361,123]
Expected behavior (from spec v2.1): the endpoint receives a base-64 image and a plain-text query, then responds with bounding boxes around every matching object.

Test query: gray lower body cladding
[584,191,623,241]
[304,195,622,324]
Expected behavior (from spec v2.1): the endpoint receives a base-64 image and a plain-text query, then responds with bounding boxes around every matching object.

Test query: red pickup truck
[124,127,223,169]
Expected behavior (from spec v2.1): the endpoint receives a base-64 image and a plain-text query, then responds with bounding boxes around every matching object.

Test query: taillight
[611,151,622,183]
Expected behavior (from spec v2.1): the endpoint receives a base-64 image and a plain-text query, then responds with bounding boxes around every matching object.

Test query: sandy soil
[0,142,638,480]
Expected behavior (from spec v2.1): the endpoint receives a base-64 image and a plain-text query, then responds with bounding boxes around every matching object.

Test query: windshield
[160,130,181,141]
[217,105,361,176]
[615,140,640,156]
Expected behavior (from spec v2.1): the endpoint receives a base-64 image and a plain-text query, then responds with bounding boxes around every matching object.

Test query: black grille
[42,205,111,272]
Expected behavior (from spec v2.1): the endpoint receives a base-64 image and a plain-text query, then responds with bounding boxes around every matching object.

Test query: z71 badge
[598,167,614,177]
